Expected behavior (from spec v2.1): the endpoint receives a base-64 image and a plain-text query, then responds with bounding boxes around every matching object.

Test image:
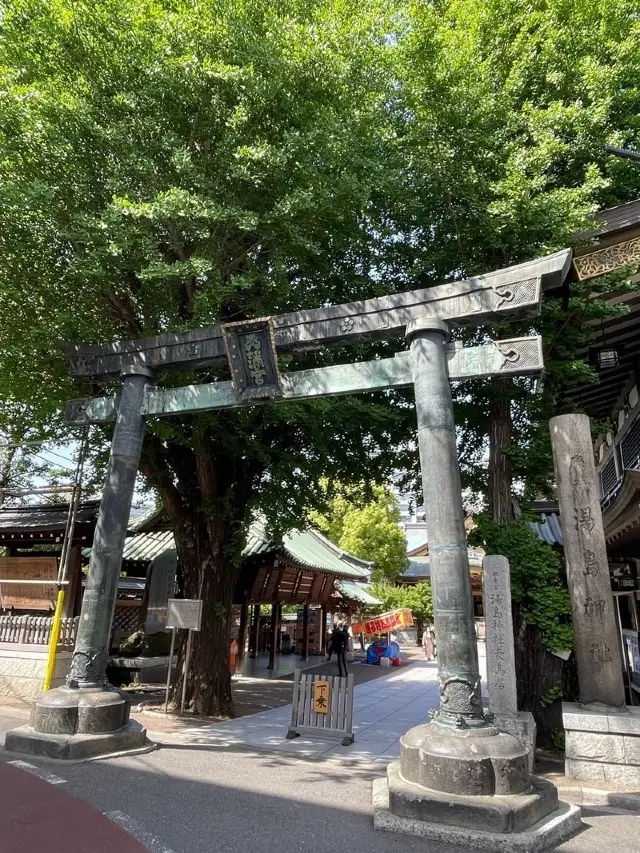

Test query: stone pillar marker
[484,555,518,719]
[549,414,640,789]
[483,555,537,771]
[550,414,625,707]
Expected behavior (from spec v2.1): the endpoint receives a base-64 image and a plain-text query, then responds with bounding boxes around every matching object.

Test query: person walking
[329,623,348,677]
[422,625,436,661]
[326,623,338,661]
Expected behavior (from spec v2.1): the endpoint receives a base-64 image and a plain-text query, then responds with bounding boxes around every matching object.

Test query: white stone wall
[397,628,418,646]
[564,702,640,789]
[0,644,72,700]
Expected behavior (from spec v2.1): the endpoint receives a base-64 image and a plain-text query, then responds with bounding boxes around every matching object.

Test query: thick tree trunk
[169,515,239,717]
[141,428,252,718]
[488,378,515,526]
[512,612,564,746]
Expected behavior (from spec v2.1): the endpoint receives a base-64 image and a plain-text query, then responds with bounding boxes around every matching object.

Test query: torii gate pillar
[377,319,581,847]
[408,319,484,726]
[5,370,152,759]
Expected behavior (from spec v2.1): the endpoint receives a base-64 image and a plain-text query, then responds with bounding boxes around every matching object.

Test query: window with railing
[621,416,640,471]
[601,454,619,498]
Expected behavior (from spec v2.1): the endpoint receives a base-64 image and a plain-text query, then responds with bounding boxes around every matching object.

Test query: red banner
[351,608,413,635]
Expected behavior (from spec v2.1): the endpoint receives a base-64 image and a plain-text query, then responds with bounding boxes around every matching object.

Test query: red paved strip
[0,761,147,853]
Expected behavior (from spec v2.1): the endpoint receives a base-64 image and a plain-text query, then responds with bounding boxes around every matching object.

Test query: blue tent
[366,640,401,665]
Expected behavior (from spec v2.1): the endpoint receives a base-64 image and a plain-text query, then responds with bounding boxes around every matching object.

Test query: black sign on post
[222,318,283,400]
[610,562,638,592]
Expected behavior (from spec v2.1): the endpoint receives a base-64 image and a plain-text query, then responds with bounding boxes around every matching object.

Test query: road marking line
[105,811,178,853]
[7,760,66,785]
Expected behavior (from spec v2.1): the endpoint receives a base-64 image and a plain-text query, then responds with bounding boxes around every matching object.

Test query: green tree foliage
[0,0,417,715]
[311,483,408,582]
[470,517,573,654]
[396,0,640,502]
[368,581,433,636]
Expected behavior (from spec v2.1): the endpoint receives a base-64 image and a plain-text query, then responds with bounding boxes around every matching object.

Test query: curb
[2,740,159,765]
[547,783,640,811]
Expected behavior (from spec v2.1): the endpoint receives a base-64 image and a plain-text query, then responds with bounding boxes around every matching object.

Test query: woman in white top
[422,625,436,661]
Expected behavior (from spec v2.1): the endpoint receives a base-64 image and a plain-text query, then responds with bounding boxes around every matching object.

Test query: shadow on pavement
[0,741,603,853]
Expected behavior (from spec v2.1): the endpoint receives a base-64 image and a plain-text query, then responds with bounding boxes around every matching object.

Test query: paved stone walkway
[150,646,488,764]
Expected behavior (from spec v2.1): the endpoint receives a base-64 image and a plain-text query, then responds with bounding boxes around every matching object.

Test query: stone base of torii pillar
[5,687,151,761]
[373,724,581,852]
[372,321,581,852]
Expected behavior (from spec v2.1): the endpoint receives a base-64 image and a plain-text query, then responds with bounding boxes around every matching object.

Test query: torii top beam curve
[61,249,571,382]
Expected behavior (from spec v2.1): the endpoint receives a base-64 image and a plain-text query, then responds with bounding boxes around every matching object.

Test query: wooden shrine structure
[0,501,99,698]
[118,508,374,668]
[0,501,99,619]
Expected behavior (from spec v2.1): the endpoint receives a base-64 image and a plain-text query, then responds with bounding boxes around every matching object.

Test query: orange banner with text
[351,609,413,636]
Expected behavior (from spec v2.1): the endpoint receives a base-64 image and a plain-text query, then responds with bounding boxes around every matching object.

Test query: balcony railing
[599,410,640,507]
[621,416,640,471]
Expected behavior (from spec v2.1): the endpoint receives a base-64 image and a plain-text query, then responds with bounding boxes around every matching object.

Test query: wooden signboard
[0,557,58,611]
[287,672,354,746]
[313,680,330,714]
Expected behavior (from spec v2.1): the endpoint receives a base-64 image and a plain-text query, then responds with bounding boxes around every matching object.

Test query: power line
[0,441,79,463]
[33,446,80,466]
[0,439,60,449]
[0,440,87,470]
[31,452,76,474]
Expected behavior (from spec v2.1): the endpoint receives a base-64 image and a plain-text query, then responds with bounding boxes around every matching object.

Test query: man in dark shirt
[329,624,348,677]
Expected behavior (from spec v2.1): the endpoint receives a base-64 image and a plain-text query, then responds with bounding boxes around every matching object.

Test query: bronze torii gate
[6,249,577,844]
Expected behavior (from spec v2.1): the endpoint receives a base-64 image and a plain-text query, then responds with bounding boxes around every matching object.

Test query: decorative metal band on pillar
[67,369,153,688]
[550,414,625,707]
[407,318,486,729]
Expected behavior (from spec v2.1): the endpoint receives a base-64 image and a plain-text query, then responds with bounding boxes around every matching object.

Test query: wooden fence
[0,614,79,647]
[287,671,354,746]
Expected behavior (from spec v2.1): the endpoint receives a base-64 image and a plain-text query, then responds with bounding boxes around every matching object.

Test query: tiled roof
[399,549,484,581]
[0,501,100,533]
[528,513,563,547]
[123,529,174,562]
[400,557,431,580]
[578,198,640,239]
[335,581,381,606]
[111,516,369,579]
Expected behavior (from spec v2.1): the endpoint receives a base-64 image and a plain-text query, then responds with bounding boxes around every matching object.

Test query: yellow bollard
[42,588,66,692]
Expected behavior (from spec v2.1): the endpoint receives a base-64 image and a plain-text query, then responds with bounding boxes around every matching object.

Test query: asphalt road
[1,706,640,853]
[0,760,147,853]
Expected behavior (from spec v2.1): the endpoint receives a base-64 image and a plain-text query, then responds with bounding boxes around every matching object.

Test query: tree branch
[103,285,144,336]
[140,435,186,524]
